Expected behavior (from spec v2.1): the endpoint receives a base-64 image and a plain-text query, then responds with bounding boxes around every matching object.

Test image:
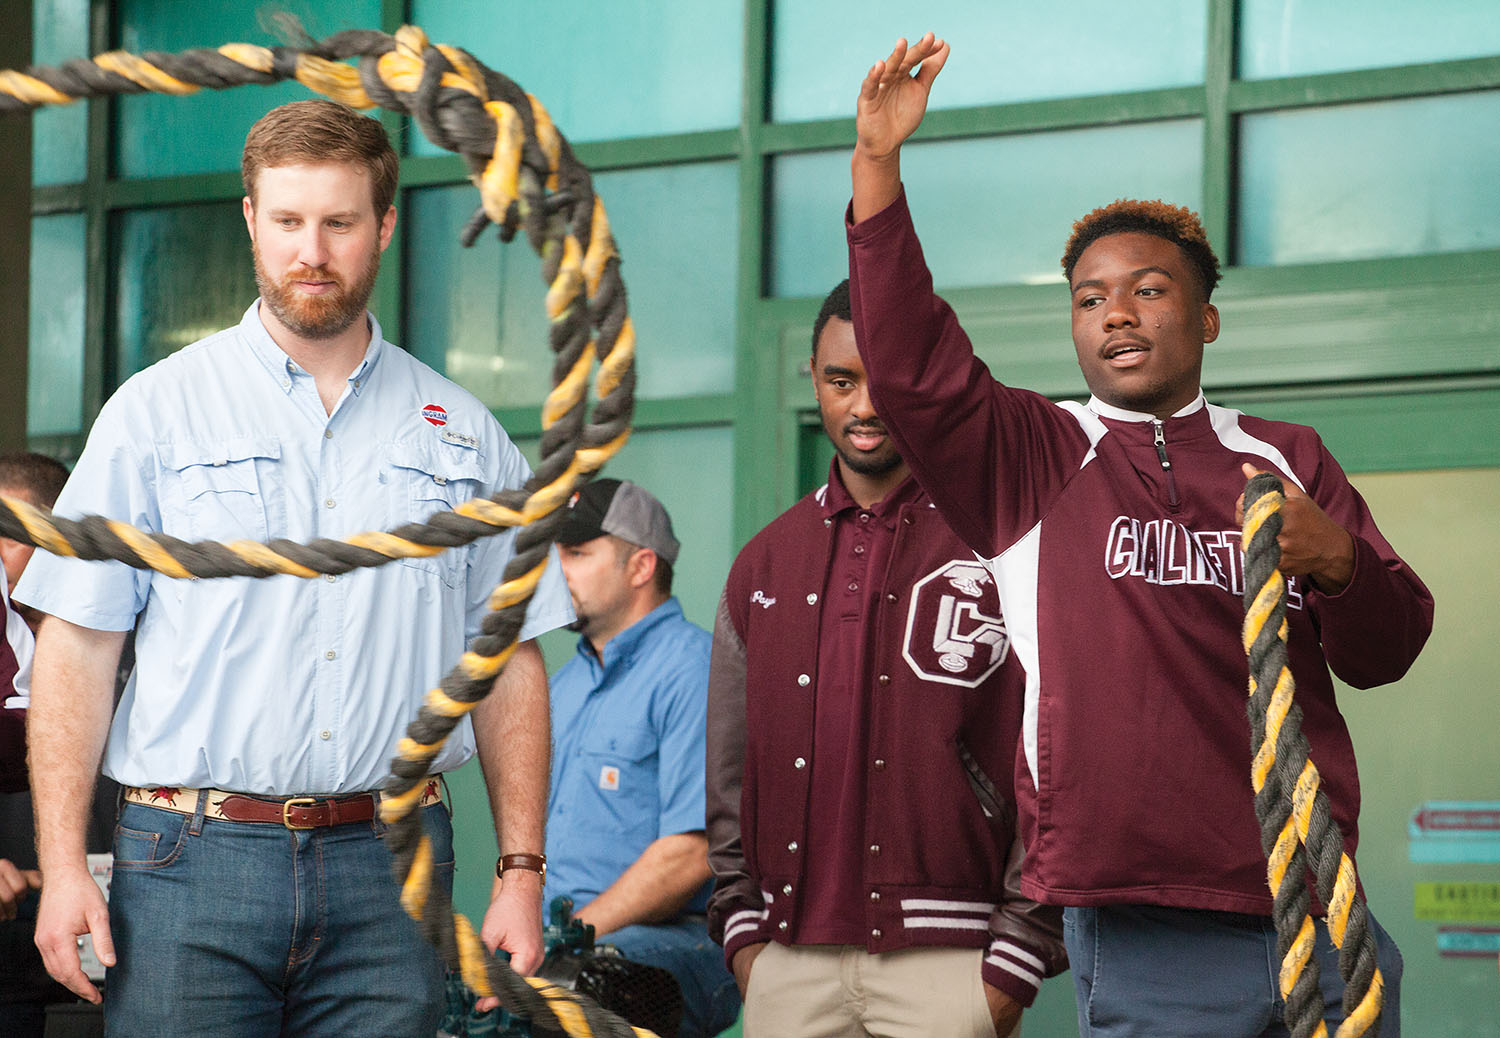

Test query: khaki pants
[742,943,1021,1038]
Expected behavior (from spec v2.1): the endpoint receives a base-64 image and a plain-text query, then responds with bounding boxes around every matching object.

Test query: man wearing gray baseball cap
[544,479,739,1038]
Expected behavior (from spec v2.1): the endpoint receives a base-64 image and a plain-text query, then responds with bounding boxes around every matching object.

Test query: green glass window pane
[406,161,738,408]
[112,202,256,378]
[28,212,86,437]
[113,1,382,179]
[515,424,735,670]
[771,120,1204,297]
[408,0,742,148]
[32,0,89,186]
[1240,0,1500,79]
[771,1,1206,123]
[1238,92,1500,266]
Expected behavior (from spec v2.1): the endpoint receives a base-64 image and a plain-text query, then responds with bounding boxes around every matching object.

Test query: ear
[1202,302,1220,345]
[378,205,397,252]
[626,547,658,591]
[242,196,256,242]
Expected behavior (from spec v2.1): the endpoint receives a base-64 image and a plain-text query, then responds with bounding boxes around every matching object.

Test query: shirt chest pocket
[158,438,282,543]
[384,439,488,588]
[578,724,658,811]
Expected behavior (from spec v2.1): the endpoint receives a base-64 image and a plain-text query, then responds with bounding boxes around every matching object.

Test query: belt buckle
[281,797,317,829]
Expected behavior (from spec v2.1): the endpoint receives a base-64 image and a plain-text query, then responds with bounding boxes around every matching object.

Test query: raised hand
[852,33,950,222]
[856,33,950,160]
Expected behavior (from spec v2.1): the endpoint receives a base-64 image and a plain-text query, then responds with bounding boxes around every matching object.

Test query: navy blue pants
[1064,904,1403,1037]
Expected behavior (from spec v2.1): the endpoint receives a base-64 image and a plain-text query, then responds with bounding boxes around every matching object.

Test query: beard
[254,244,380,341]
[837,422,904,477]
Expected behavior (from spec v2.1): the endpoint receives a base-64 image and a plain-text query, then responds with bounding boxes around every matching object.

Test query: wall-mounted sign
[1408,801,1500,864]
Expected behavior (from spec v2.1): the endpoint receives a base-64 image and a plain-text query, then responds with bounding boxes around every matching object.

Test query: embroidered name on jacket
[1103,516,1304,609]
[902,560,1009,688]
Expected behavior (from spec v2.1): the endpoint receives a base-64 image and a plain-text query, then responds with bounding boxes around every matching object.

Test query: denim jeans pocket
[112,807,190,870]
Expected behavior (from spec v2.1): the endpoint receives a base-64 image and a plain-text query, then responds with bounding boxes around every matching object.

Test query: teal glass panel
[27,213,86,437]
[771,1,1206,123]
[408,0,742,148]
[1240,0,1500,79]
[32,0,89,186]
[405,161,738,408]
[112,202,256,378]
[771,120,1204,296]
[1238,92,1500,266]
[114,0,382,178]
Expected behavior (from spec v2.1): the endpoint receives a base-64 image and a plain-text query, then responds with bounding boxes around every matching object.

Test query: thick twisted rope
[1,27,652,1038]
[1242,473,1383,1038]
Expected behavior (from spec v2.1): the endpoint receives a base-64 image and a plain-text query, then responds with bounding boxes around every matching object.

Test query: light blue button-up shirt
[543,598,713,915]
[16,302,572,794]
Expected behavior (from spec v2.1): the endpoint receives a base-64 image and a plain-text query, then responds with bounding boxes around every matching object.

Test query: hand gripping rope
[1241,473,1383,1038]
[0,26,654,1038]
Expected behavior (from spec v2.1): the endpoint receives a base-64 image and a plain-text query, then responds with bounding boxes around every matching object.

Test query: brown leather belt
[123,782,442,829]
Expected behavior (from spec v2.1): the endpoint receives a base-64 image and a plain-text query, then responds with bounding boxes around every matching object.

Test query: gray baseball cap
[555,478,680,565]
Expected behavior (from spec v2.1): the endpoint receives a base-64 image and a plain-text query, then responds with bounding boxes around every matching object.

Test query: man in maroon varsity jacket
[844,35,1432,1037]
[706,280,1065,1038]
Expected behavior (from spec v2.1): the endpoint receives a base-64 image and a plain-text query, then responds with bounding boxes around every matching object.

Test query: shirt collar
[819,460,924,524]
[1087,391,1206,423]
[239,300,385,397]
[578,597,685,673]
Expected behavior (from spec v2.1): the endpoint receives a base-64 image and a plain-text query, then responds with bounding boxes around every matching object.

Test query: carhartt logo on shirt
[599,766,620,791]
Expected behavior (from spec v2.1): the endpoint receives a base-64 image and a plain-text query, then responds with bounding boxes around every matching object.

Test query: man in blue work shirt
[546,479,740,1038]
[16,100,573,1037]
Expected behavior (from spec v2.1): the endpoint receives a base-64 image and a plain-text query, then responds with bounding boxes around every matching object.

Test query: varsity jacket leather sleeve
[705,589,764,963]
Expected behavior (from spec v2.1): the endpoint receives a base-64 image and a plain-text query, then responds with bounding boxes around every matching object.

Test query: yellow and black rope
[1242,473,1382,1038]
[1,26,651,1038]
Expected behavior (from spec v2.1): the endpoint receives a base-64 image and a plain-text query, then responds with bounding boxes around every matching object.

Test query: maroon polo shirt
[796,467,925,944]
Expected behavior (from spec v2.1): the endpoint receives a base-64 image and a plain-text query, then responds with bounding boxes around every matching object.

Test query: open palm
[856,33,950,159]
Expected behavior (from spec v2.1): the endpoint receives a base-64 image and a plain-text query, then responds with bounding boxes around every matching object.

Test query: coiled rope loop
[1,26,653,1038]
[1242,472,1382,1038]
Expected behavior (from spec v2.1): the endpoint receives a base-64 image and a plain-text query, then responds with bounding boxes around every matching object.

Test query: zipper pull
[1152,419,1181,508]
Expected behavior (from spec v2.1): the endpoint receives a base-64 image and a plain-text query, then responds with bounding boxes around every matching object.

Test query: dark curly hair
[1061,199,1221,300]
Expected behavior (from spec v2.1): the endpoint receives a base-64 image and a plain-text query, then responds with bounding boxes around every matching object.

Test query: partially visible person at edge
[706,280,1067,1038]
[15,99,573,1037]
[842,34,1432,1037]
[1,560,40,947]
[1,452,69,636]
[1,452,116,1038]
[544,478,739,1038]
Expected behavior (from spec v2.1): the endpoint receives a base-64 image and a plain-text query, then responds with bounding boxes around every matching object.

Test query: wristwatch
[496,852,547,879]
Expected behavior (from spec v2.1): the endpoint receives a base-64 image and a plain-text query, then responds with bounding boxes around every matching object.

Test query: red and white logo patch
[421,404,448,427]
[598,765,620,791]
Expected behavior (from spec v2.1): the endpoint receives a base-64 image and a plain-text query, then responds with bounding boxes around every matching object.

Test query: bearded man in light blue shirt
[545,479,740,1038]
[15,100,573,1038]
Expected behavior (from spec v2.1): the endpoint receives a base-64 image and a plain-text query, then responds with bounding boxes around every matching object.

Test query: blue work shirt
[16,302,573,794]
[544,598,712,915]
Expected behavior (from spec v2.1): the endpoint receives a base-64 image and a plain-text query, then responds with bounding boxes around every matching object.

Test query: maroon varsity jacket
[706,470,1066,1007]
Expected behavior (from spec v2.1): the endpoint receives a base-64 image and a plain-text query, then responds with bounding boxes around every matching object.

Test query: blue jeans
[104,797,454,1038]
[602,916,741,1038]
[1064,904,1404,1037]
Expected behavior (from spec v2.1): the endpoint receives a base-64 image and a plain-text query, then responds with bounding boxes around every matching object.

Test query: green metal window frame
[20,0,1500,538]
